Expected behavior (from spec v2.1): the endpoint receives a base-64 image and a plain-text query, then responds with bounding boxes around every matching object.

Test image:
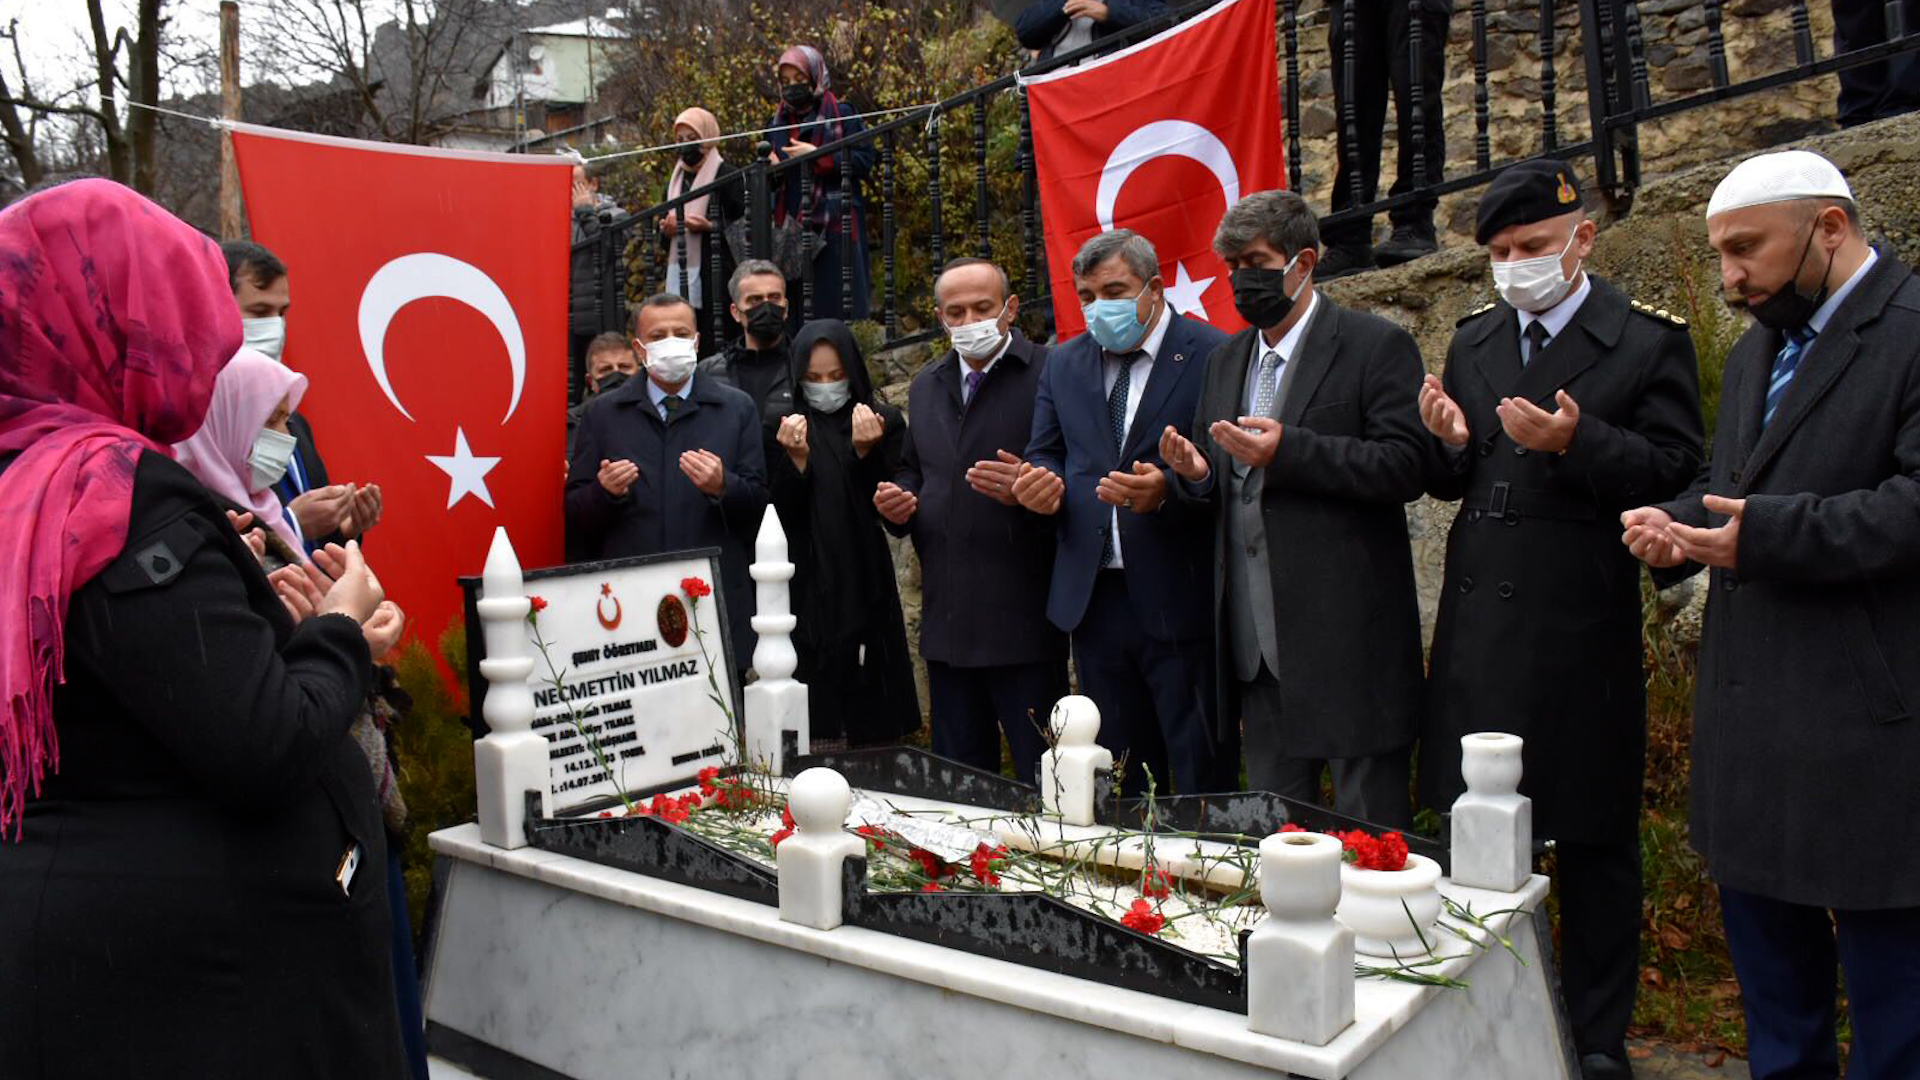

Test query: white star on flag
[1163,261,1216,321]
[425,427,501,509]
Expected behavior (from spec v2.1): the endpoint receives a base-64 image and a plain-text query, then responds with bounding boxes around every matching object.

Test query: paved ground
[1630,1041,1752,1080]
[436,1046,1754,1079]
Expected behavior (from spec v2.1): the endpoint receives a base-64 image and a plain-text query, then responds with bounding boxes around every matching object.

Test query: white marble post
[1247,830,1355,1045]
[1449,732,1532,892]
[1038,696,1111,827]
[745,507,807,774]
[776,767,865,930]
[473,527,550,849]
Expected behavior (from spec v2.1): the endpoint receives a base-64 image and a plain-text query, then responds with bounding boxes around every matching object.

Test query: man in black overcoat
[1623,150,1920,1080]
[876,258,1068,784]
[566,294,769,667]
[1160,190,1428,824]
[1419,162,1704,1080]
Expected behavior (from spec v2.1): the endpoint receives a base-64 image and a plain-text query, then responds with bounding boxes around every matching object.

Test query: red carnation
[781,805,796,830]
[1278,822,1305,833]
[909,847,946,880]
[922,881,946,893]
[769,827,794,850]
[697,767,720,795]
[1141,865,1172,900]
[681,577,713,600]
[1120,899,1165,936]
[969,843,1005,888]
[528,595,548,612]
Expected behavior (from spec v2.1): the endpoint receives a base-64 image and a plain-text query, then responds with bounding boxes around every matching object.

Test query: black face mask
[781,83,816,110]
[679,146,705,169]
[592,369,631,397]
[1230,261,1304,329]
[1738,223,1834,332]
[744,301,787,342]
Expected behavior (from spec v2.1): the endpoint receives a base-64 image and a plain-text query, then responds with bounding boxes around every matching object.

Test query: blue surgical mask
[1082,288,1156,352]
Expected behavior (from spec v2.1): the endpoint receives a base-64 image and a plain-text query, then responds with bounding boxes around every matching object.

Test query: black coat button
[1497,581,1515,599]
[1458,576,1475,594]
[1247,545,1258,557]
[1467,509,1482,523]
[1242,491,1255,505]
[1513,446,1529,457]
[1478,442,1494,457]
[1731,469,1742,483]
[1504,510,1521,526]
[1723,577,1738,592]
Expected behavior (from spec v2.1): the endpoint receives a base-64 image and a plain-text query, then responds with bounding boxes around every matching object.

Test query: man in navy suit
[566,294,769,668]
[1014,230,1227,795]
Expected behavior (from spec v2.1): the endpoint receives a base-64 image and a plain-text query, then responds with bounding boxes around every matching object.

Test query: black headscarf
[781,319,903,649]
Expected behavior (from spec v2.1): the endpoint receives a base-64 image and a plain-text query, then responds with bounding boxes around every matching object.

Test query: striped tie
[1762,327,1815,429]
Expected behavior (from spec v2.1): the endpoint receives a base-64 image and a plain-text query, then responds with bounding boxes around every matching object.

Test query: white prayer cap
[1707,150,1854,218]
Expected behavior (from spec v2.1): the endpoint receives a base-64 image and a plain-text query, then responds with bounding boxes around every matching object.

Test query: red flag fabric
[232,125,571,653]
[1024,0,1285,336]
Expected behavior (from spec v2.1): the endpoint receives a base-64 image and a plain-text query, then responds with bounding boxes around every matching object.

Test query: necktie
[1105,351,1138,457]
[661,394,683,422]
[1523,320,1550,366]
[1252,348,1283,418]
[1099,351,1140,568]
[964,368,985,407]
[1762,327,1816,428]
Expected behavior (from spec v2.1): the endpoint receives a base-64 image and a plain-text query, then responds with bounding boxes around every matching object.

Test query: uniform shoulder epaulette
[1628,298,1687,327]
[1455,301,1498,326]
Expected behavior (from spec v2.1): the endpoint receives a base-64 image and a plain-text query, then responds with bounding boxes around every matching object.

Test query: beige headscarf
[666,107,725,308]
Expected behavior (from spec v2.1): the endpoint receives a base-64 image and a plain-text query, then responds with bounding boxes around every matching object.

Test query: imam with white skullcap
[1706,149,1854,217]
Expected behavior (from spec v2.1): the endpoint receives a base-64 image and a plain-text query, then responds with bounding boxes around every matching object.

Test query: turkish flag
[1024,0,1285,336]
[232,124,571,655]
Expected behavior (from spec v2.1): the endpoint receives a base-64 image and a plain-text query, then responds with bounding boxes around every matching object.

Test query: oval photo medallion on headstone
[658,594,689,648]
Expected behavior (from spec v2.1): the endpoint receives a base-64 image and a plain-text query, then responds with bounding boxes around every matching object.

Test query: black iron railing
[571,0,1920,391]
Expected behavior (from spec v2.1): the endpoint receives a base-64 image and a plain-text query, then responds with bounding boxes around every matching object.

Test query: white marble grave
[436,526,1575,1080]
[425,819,1570,1080]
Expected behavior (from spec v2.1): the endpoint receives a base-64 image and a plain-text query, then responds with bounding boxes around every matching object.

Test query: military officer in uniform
[1417,161,1705,1080]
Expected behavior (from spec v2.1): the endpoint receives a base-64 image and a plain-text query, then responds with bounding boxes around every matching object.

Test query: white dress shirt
[1516,271,1593,364]
[1099,303,1171,569]
[959,333,1013,406]
[1242,289,1319,416]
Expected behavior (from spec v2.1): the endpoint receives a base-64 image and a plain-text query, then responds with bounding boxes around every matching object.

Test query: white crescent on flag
[358,251,528,425]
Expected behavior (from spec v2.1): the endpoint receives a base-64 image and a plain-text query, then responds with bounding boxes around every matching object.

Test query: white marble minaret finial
[745,507,808,773]
[1449,732,1533,892]
[1247,830,1355,1045]
[1038,696,1111,827]
[776,767,865,930]
[474,527,551,848]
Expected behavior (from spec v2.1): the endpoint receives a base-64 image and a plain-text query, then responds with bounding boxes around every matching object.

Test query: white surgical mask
[242,316,286,360]
[802,379,851,413]
[249,427,299,491]
[947,300,1010,361]
[645,336,699,384]
[1490,227,1581,313]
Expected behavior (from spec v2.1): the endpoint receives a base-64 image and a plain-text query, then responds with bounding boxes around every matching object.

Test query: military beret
[1474,160,1584,244]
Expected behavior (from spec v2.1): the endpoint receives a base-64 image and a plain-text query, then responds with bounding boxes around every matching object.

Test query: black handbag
[724,215,810,282]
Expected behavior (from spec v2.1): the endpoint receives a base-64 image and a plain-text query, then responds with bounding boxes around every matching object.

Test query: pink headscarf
[0,179,240,837]
[171,349,309,559]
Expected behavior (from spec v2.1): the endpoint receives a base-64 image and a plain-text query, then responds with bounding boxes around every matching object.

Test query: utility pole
[217,0,242,239]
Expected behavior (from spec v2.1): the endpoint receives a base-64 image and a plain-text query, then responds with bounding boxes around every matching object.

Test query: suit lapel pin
[1174,353,1185,363]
